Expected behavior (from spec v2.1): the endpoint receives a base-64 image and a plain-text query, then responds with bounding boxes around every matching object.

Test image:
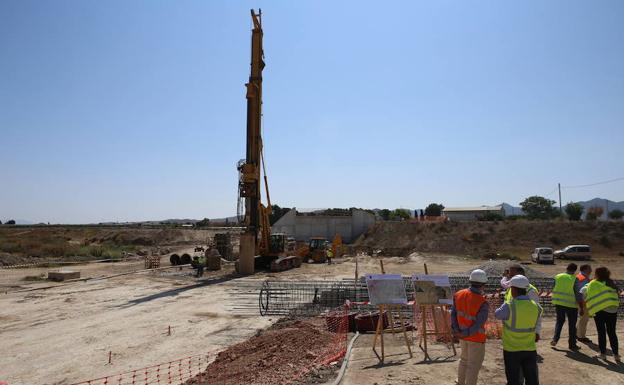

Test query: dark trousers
[503,350,539,385]
[553,305,578,347]
[196,266,204,277]
[594,310,619,355]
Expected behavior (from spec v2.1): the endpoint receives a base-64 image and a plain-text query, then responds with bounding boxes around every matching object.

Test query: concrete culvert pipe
[169,254,181,266]
[180,253,192,265]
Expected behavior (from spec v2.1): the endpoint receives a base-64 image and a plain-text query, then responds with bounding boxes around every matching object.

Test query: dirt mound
[187,319,337,385]
[470,260,548,278]
[355,220,624,257]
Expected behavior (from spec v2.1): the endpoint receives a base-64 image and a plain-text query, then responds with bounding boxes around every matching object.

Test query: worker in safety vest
[501,264,539,304]
[326,247,333,265]
[495,275,542,385]
[451,269,489,385]
[551,263,583,350]
[575,264,592,343]
[583,266,620,362]
[192,255,206,277]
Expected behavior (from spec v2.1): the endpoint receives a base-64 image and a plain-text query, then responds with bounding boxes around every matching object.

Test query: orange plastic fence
[69,305,349,385]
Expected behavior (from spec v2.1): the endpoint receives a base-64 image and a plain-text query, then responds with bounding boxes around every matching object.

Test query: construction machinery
[237,10,302,274]
[295,234,344,263]
[296,237,328,263]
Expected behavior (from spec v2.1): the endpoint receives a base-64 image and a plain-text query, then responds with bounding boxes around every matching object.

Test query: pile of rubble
[470,260,548,279]
[187,319,340,385]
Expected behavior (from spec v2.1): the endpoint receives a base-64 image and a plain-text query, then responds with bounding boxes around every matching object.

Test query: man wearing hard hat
[495,275,543,385]
[451,269,489,385]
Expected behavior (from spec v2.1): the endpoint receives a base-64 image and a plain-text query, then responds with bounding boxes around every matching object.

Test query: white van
[531,247,554,264]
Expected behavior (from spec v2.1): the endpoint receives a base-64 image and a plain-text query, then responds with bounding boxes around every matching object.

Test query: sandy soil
[0,260,271,385]
[339,320,624,385]
[273,252,624,280]
[1,252,622,385]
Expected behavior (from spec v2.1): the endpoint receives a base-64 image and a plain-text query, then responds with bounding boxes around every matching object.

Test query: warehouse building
[443,205,505,221]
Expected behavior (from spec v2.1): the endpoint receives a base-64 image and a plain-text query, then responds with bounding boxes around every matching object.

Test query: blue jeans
[553,305,577,347]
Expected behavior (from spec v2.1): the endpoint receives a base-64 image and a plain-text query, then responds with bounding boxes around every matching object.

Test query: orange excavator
[236,10,302,274]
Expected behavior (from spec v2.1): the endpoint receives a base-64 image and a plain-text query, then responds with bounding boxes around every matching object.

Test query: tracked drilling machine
[237,10,301,274]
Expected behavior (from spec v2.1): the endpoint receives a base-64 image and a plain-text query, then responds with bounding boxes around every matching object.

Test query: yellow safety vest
[585,280,620,316]
[505,283,538,303]
[552,273,578,308]
[502,299,541,352]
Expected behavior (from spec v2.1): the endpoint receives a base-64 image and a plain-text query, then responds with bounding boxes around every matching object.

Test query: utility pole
[558,183,562,213]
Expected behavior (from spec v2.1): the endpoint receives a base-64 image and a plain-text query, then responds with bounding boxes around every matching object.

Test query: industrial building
[271,209,376,243]
[443,205,505,221]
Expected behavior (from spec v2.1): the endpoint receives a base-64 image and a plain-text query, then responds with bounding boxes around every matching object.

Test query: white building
[443,205,505,221]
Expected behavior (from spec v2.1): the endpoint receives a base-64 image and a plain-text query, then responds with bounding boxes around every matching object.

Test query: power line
[562,177,624,189]
[544,187,558,197]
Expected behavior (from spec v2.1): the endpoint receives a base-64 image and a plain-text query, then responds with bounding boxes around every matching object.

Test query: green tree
[608,209,623,220]
[378,209,391,221]
[6,219,16,225]
[269,205,292,226]
[565,202,584,221]
[196,218,211,227]
[391,209,411,220]
[586,206,604,221]
[424,203,445,217]
[519,196,558,219]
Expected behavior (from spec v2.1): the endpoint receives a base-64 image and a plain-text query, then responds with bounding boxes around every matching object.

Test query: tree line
[520,196,623,221]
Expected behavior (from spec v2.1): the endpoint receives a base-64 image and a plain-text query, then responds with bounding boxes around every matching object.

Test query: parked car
[531,247,554,264]
[554,245,591,260]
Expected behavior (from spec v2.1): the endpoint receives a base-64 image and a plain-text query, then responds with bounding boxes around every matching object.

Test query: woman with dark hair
[583,267,620,362]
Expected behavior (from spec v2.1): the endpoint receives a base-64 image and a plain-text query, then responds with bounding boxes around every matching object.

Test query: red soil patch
[186,319,340,385]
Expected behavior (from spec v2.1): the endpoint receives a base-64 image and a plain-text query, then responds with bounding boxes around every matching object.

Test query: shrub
[599,236,612,248]
[549,236,562,245]
[470,232,486,242]
[478,213,504,221]
[519,196,558,220]
[424,203,445,217]
[89,246,104,258]
[565,202,584,221]
[608,209,624,220]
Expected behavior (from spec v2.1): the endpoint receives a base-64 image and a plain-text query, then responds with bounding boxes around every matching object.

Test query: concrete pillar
[238,233,256,275]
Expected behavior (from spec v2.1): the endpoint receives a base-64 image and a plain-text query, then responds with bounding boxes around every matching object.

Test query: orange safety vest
[576,273,589,284]
[454,288,487,343]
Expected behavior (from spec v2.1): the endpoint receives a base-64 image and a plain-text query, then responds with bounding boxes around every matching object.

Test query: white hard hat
[509,274,530,289]
[469,269,488,283]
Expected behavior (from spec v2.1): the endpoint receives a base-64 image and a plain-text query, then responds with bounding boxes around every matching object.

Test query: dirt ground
[1,251,623,385]
[0,254,271,385]
[339,320,624,385]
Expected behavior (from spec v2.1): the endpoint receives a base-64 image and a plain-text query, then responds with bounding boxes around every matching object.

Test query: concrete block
[47,270,81,282]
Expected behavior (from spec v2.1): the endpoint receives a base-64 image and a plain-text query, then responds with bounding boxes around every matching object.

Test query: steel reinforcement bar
[253,277,624,317]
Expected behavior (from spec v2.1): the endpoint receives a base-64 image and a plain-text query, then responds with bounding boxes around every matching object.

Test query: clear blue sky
[1,1,623,224]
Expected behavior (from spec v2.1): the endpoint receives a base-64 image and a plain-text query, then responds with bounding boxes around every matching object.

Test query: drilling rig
[237,9,302,274]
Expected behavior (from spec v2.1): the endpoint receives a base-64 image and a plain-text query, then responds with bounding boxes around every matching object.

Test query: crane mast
[238,9,265,274]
